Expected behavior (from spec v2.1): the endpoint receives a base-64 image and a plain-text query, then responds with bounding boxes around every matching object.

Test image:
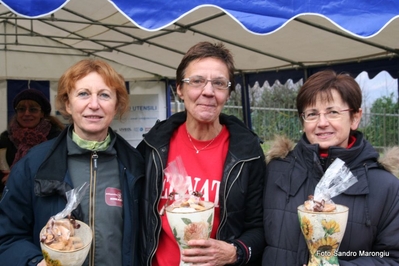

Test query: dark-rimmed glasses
[15,107,42,114]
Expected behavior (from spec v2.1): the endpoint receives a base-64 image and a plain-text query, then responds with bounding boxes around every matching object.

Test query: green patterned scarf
[72,131,111,151]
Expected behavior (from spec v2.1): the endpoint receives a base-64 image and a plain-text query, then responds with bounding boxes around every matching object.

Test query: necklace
[186,130,217,154]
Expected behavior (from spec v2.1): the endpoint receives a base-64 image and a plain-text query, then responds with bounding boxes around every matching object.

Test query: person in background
[0,59,145,266]
[263,70,399,265]
[137,41,266,266]
[0,89,64,196]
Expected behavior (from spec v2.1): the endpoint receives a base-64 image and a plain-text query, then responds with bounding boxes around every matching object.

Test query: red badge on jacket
[105,187,123,207]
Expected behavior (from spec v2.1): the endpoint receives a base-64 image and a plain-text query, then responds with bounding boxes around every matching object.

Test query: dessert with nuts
[40,216,84,251]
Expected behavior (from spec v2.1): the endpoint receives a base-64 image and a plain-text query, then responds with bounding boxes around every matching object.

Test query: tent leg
[240,72,252,129]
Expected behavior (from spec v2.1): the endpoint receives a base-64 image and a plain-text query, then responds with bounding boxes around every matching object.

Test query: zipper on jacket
[216,156,260,239]
[89,151,98,266]
[145,146,164,265]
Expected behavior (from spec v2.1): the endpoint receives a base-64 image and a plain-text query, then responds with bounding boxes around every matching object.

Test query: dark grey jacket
[137,112,266,265]
[263,132,399,265]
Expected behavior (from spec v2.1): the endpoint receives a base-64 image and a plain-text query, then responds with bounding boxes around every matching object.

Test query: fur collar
[265,135,295,164]
[379,146,399,177]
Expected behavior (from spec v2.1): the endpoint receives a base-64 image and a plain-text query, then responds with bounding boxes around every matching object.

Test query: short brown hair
[296,70,362,122]
[176,42,235,92]
[56,59,129,121]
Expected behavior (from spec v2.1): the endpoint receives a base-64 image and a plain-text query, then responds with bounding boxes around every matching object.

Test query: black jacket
[137,112,266,265]
[0,121,62,167]
[263,132,399,265]
[0,123,62,195]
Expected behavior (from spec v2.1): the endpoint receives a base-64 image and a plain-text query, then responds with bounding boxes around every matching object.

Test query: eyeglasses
[15,107,42,114]
[181,76,231,90]
[301,108,352,122]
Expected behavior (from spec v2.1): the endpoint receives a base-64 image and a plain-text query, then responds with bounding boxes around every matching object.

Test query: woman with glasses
[263,70,399,265]
[0,89,64,195]
[137,41,266,265]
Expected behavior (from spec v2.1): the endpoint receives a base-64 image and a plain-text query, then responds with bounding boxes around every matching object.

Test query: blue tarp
[2,0,399,37]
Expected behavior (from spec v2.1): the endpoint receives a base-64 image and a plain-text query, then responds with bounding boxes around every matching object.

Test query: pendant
[196,150,199,154]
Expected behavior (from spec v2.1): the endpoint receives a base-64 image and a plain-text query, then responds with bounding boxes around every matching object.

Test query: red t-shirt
[153,123,230,266]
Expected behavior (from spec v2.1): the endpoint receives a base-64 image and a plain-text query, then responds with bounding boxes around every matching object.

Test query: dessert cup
[298,204,348,266]
[40,220,92,266]
[165,201,214,266]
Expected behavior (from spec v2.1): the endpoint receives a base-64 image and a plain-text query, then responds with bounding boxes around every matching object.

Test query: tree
[235,79,303,141]
[361,93,399,148]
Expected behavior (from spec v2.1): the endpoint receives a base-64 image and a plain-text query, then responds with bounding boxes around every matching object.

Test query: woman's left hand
[181,238,237,266]
[1,170,10,185]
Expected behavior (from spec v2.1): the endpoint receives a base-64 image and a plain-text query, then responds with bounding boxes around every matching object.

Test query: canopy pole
[240,71,252,129]
[397,79,399,103]
[165,78,172,118]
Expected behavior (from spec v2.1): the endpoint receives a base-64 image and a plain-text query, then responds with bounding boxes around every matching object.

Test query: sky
[355,71,398,108]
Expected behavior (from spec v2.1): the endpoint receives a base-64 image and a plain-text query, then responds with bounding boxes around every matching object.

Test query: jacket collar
[274,132,375,197]
[34,125,144,197]
[143,111,263,160]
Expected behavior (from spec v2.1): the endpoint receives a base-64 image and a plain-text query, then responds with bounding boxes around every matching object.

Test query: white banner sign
[112,94,160,147]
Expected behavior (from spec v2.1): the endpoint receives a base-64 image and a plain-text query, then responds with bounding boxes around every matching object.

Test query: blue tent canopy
[3,0,399,37]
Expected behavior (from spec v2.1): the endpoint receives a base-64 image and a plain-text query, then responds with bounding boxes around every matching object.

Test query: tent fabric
[3,0,399,37]
[0,0,398,82]
[0,0,69,18]
[110,0,399,37]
